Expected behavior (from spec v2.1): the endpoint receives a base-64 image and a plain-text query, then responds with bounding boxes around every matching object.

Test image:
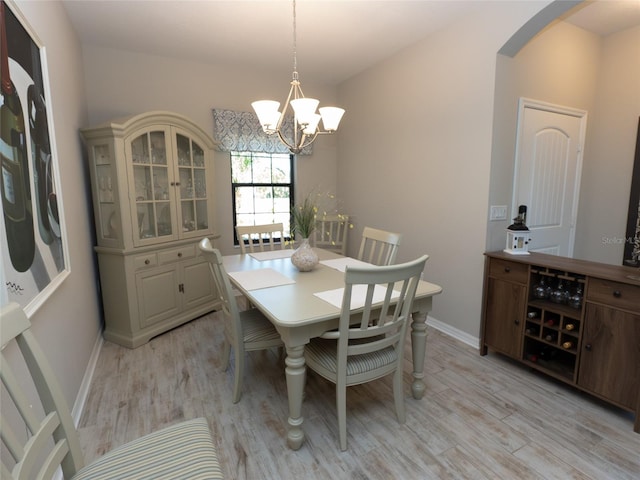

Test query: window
[231,151,294,245]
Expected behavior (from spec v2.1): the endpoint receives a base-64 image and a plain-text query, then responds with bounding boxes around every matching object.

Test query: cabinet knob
[177,252,182,258]
[514,319,520,325]
[145,259,150,265]
[584,343,592,351]
[613,290,621,298]
[175,182,181,186]
[504,266,511,273]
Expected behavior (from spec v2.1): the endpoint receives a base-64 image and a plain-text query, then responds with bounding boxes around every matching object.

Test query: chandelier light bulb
[290,98,319,125]
[252,100,281,132]
[319,107,345,132]
[302,114,321,135]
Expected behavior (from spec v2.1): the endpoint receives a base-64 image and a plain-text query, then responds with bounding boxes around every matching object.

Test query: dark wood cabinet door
[484,278,526,358]
[578,304,640,410]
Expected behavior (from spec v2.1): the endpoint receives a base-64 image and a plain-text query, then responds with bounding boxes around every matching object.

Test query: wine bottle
[527,311,538,319]
[538,346,556,361]
[28,82,55,244]
[562,341,574,349]
[544,332,557,343]
[1,2,36,272]
[565,323,576,331]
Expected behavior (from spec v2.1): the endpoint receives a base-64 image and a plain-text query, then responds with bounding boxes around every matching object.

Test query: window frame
[230,151,295,246]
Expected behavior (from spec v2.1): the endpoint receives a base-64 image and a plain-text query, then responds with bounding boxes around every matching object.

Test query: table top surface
[223,249,442,328]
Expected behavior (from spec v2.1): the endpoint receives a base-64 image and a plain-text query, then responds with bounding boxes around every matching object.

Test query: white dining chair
[199,238,284,403]
[303,254,428,450]
[313,214,349,256]
[236,223,285,253]
[357,226,402,265]
[0,302,223,480]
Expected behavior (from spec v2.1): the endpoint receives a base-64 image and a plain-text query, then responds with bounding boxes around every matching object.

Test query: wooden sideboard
[480,251,640,433]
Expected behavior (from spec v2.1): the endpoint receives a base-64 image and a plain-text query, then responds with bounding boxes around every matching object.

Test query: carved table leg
[410,310,428,399]
[285,344,306,450]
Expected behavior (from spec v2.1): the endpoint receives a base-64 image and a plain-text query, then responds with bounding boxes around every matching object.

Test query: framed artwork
[1,0,69,315]
[623,117,640,267]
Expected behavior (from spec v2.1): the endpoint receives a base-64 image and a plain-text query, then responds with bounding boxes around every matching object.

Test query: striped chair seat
[72,418,223,480]
[305,337,397,377]
[241,309,282,343]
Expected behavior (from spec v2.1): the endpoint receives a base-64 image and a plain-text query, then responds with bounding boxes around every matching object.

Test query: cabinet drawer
[133,253,157,270]
[488,258,528,284]
[586,279,640,313]
[158,245,196,264]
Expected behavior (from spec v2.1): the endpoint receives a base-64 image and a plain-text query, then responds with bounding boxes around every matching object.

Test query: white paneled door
[512,99,587,257]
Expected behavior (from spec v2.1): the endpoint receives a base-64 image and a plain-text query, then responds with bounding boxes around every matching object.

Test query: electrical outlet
[490,205,508,221]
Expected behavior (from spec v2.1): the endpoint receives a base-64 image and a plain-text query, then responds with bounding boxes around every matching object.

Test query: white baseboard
[426,315,480,350]
[71,329,104,427]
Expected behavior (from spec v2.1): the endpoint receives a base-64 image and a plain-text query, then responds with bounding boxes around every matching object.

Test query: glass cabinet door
[176,133,209,236]
[130,130,173,242]
[92,143,118,243]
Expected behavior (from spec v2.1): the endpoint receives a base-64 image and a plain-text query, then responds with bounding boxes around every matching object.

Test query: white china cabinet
[81,111,219,348]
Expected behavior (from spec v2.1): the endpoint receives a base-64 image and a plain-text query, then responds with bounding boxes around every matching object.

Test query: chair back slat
[14,412,65,480]
[236,223,285,253]
[199,238,242,341]
[1,352,41,438]
[313,215,349,256]
[357,227,402,266]
[1,414,23,464]
[338,255,428,375]
[1,303,85,479]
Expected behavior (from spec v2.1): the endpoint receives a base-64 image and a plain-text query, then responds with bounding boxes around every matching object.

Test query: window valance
[212,108,312,155]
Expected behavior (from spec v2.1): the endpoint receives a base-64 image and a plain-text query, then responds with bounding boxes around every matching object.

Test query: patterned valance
[212,108,312,155]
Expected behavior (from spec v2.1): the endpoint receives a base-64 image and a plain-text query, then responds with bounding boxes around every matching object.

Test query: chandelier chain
[292,0,297,79]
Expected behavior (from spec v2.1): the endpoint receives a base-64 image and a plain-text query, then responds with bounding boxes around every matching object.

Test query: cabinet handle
[584,343,592,351]
[145,259,150,265]
[504,266,511,273]
[613,290,621,298]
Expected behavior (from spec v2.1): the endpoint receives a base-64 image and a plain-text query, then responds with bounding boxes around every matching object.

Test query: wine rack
[481,251,640,434]
[523,266,584,381]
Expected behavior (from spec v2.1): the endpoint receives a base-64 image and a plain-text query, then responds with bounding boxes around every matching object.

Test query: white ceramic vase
[291,238,319,272]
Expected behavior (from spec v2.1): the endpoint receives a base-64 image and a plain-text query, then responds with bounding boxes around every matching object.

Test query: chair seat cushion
[240,308,283,344]
[305,338,397,377]
[72,418,223,480]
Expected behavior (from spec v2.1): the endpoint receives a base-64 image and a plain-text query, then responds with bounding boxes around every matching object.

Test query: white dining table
[222,248,443,450]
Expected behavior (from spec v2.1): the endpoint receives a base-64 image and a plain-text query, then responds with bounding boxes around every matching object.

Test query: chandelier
[252,0,345,154]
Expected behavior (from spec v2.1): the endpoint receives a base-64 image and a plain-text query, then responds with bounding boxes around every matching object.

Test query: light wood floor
[77,311,640,479]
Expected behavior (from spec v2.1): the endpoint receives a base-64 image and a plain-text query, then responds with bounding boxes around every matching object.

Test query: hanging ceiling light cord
[284,0,305,151]
[292,0,297,81]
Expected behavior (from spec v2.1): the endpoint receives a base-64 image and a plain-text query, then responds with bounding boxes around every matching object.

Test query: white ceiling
[62,0,640,86]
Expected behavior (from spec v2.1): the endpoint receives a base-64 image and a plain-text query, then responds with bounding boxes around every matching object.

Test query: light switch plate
[490,205,508,221]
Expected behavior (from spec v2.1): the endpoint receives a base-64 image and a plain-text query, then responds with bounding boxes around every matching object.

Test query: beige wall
[487,21,601,253]
[487,21,640,266]
[7,0,100,412]
[3,0,565,418]
[576,25,640,264]
[80,46,340,253]
[336,2,549,340]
